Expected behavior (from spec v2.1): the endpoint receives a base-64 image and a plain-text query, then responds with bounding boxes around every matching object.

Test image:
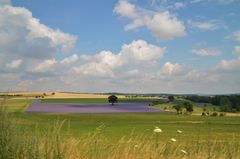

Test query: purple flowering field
[26,100,164,114]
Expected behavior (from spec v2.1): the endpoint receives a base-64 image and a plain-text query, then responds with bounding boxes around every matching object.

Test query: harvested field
[45,92,125,99]
[0,92,126,99]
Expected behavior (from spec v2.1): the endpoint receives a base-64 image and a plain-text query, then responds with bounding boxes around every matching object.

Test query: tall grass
[71,131,240,159]
[0,97,69,159]
[0,98,240,159]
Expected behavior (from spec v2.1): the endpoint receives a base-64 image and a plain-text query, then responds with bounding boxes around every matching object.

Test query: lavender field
[26,100,164,114]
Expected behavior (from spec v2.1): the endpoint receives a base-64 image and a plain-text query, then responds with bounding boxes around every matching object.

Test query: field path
[26,100,164,114]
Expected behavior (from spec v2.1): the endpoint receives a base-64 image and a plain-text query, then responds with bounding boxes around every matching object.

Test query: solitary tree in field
[108,95,118,106]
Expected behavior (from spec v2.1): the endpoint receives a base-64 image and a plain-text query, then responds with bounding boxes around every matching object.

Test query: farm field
[0,92,126,99]
[27,100,162,113]
[15,112,240,142]
[41,97,159,103]
[1,97,240,158]
[1,97,239,140]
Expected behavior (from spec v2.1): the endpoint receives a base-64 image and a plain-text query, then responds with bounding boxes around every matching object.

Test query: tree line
[185,95,240,112]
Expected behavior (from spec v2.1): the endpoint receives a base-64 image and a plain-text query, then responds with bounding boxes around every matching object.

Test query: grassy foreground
[1,98,240,159]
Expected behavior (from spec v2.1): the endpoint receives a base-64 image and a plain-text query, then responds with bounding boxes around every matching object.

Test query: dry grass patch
[0,92,126,99]
[46,92,125,99]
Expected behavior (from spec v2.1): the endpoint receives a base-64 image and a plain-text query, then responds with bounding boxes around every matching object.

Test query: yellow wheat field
[0,92,126,99]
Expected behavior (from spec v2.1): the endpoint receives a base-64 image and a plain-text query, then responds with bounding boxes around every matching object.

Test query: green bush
[211,112,218,116]
[219,113,226,117]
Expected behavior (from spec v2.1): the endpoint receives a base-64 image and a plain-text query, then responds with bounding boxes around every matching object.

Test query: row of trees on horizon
[186,95,240,112]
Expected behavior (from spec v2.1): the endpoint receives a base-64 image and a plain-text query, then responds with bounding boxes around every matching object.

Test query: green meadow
[15,112,240,142]
[1,97,240,159]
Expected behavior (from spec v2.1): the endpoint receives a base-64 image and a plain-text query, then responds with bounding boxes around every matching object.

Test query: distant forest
[186,95,240,112]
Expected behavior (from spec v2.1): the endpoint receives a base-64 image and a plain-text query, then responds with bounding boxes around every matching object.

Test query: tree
[108,95,118,105]
[168,96,175,102]
[220,97,232,112]
[173,105,182,114]
[173,102,193,114]
[183,102,194,113]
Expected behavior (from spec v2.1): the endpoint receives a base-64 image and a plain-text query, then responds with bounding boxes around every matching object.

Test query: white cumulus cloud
[31,59,58,73]
[74,40,166,77]
[0,5,77,61]
[191,48,221,56]
[217,59,240,72]
[174,2,185,9]
[6,59,22,69]
[120,40,166,62]
[232,30,240,41]
[159,62,184,76]
[234,46,240,56]
[113,0,137,19]
[60,54,79,64]
[0,3,79,80]
[114,0,186,40]
[188,20,220,31]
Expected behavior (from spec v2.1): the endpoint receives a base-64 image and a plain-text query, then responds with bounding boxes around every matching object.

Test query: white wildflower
[170,138,177,142]
[181,149,187,154]
[154,127,162,133]
[177,130,182,133]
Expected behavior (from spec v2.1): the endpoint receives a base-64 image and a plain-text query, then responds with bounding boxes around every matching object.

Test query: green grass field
[1,98,240,158]
[0,98,32,112]
[14,112,240,141]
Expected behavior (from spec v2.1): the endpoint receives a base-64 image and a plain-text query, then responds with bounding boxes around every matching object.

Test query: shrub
[219,113,226,117]
[211,112,218,116]
[203,107,207,112]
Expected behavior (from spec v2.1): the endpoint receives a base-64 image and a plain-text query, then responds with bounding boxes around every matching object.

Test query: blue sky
[11,0,238,65]
[0,0,240,93]
[12,0,126,53]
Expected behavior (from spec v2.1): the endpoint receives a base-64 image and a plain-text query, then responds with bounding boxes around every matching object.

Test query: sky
[0,0,240,94]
